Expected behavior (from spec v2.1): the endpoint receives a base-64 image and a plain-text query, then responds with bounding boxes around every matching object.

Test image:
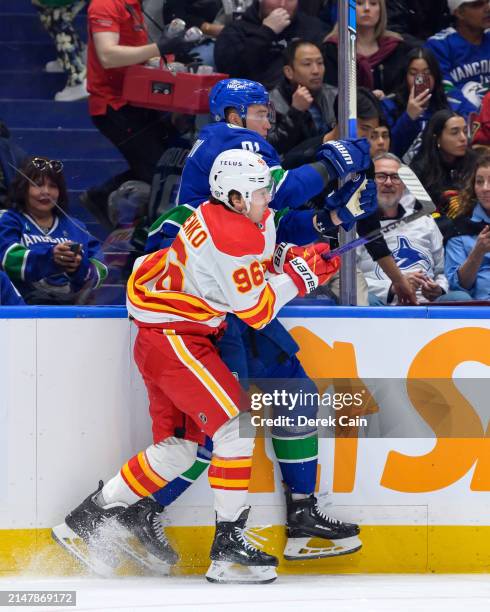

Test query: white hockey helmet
[209,148,274,213]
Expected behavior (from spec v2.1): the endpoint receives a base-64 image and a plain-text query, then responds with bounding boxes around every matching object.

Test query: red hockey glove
[303,243,340,284]
[283,243,340,295]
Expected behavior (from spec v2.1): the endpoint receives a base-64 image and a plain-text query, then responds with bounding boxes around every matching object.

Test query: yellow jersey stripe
[211,457,253,469]
[208,477,250,489]
[235,284,275,318]
[166,335,239,420]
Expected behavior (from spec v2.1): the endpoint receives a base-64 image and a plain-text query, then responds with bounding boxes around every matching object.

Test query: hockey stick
[322,166,437,260]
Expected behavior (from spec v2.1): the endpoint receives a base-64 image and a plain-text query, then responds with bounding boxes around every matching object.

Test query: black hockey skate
[51,481,126,577]
[206,507,278,584]
[113,497,178,575]
[284,491,362,560]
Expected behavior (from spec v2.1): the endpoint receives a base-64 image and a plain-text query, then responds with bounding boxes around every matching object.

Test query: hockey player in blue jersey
[0,158,107,304]
[134,79,377,567]
[176,78,372,221]
[426,0,490,117]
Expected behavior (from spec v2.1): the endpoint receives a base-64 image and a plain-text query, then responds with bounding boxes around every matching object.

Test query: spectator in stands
[81,0,197,228]
[359,153,468,304]
[314,90,416,306]
[163,0,222,68]
[0,157,107,305]
[382,47,451,163]
[445,153,490,299]
[322,0,411,98]
[0,121,27,209]
[282,86,384,167]
[369,120,390,157]
[268,40,337,156]
[426,0,490,117]
[410,109,476,221]
[0,271,24,305]
[323,87,385,145]
[32,0,88,102]
[470,91,490,147]
[386,0,451,46]
[214,0,326,89]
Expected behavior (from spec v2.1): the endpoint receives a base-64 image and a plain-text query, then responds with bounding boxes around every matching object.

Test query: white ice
[1,574,490,612]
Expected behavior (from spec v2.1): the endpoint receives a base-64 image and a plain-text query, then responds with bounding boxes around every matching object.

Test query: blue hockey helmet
[209,79,270,122]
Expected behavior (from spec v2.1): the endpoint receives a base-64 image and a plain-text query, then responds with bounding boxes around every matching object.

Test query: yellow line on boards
[1,526,490,575]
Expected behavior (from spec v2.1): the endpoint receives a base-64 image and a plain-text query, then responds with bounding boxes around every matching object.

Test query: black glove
[157,31,198,62]
[176,50,203,67]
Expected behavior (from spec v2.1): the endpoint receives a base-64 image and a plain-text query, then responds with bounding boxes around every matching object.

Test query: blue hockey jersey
[177,122,327,211]
[426,28,490,116]
[0,270,24,305]
[0,209,107,304]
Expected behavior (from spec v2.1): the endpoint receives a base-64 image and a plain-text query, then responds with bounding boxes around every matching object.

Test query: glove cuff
[285,256,318,297]
[316,157,337,181]
[273,242,295,273]
[315,209,335,235]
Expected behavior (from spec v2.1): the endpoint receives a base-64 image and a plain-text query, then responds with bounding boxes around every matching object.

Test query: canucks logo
[375,236,431,278]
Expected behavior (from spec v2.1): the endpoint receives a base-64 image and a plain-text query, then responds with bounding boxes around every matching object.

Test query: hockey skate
[51,481,126,577]
[111,497,178,575]
[206,507,278,584]
[284,491,362,560]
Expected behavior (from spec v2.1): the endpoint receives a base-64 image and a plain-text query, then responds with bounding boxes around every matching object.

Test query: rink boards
[1,305,490,576]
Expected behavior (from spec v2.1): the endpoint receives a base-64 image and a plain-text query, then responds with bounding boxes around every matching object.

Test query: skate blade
[284,535,362,560]
[205,560,277,584]
[112,533,172,576]
[51,522,119,578]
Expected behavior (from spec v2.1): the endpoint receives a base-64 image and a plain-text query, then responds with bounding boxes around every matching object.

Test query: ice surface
[1,574,490,612]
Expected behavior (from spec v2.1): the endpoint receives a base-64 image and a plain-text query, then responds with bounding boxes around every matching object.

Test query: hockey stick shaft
[323,204,436,259]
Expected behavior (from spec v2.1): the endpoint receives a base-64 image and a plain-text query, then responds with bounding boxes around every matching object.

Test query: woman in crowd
[410,109,476,221]
[445,154,490,301]
[381,47,450,162]
[0,157,107,304]
[322,0,410,97]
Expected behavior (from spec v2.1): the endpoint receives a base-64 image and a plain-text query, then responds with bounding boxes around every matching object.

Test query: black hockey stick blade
[322,166,436,259]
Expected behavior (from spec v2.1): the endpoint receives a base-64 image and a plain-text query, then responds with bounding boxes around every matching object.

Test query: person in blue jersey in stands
[0,157,107,305]
[0,271,24,305]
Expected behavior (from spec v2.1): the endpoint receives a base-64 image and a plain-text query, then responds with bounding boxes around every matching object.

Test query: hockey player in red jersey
[52,149,340,583]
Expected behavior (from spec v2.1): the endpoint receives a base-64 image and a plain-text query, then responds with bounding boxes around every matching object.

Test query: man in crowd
[426,0,490,117]
[214,0,326,88]
[268,39,337,156]
[358,153,469,304]
[369,122,391,159]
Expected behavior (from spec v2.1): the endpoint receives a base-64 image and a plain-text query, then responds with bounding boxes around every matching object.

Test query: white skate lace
[234,525,271,551]
[152,514,168,544]
[314,497,341,525]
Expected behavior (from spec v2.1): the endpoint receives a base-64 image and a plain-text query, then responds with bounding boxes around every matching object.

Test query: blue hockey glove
[324,177,378,231]
[316,138,371,180]
[324,173,366,210]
